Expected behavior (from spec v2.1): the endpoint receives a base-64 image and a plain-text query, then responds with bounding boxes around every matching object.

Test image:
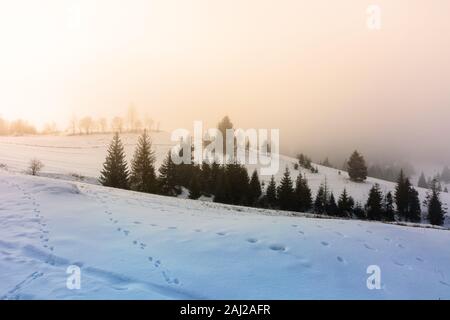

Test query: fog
[1,0,450,167]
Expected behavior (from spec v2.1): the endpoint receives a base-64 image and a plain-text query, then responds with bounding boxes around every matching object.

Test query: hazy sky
[1,0,450,164]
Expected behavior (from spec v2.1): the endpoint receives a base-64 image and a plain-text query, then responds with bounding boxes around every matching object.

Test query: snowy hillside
[1,171,450,299]
[0,133,448,225]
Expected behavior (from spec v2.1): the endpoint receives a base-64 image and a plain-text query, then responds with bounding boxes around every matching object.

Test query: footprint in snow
[298,230,304,235]
[392,260,405,267]
[216,232,227,236]
[154,260,161,267]
[194,229,202,233]
[416,257,424,262]
[246,238,258,244]
[397,244,405,249]
[364,243,376,251]
[321,241,329,247]
[168,226,177,230]
[439,281,450,287]
[291,224,298,228]
[269,244,286,252]
[337,256,345,263]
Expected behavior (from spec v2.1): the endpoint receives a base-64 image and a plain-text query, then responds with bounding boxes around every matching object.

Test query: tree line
[99,132,447,226]
[0,117,37,135]
[70,105,160,135]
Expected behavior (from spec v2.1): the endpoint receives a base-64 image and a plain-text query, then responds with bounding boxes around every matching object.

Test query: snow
[1,171,450,299]
[1,133,448,225]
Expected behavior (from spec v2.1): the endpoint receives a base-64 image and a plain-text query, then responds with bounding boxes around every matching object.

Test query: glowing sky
[1,0,450,161]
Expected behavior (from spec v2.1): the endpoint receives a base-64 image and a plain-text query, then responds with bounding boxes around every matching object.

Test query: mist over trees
[98,118,445,226]
[0,117,37,135]
[70,105,160,136]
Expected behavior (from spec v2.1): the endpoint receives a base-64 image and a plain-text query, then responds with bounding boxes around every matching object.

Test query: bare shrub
[29,159,44,176]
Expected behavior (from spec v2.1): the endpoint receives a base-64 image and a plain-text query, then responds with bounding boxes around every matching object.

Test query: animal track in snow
[321,241,329,247]
[363,243,376,251]
[269,244,286,252]
[439,281,450,287]
[246,238,258,243]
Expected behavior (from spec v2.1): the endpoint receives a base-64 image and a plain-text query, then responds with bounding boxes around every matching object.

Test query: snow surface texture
[0,133,448,226]
[1,171,449,299]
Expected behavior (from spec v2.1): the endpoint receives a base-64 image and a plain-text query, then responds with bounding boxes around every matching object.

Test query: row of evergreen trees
[98,131,264,205]
[99,132,446,226]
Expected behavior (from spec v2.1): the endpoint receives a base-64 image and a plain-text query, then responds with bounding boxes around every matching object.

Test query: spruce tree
[294,174,313,212]
[407,187,421,222]
[441,166,450,183]
[347,150,368,182]
[99,133,129,189]
[200,162,212,195]
[418,172,428,189]
[188,174,201,200]
[248,169,262,205]
[395,170,410,220]
[129,130,157,193]
[425,180,446,226]
[326,193,338,216]
[314,182,328,214]
[265,176,278,208]
[337,189,354,217]
[158,151,178,196]
[383,191,395,221]
[353,202,366,219]
[214,166,229,204]
[322,157,332,168]
[225,162,249,205]
[395,170,422,222]
[366,184,383,220]
[277,168,295,210]
[210,162,221,191]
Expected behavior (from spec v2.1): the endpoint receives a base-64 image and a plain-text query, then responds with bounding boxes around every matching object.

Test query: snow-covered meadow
[0,133,448,223]
[1,172,450,299]
[0,133,450,299]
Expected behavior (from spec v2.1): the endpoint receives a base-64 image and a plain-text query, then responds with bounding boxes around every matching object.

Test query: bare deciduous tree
[79,116,94,135]
[98,117,108,133]
[29,158,44,176]
[112,116,124,133]
[69,114,78,135]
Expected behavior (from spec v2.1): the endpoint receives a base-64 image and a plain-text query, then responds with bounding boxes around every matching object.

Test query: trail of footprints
[91,190,180,286]
[0,180,57,299]
[84,186,447,290]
